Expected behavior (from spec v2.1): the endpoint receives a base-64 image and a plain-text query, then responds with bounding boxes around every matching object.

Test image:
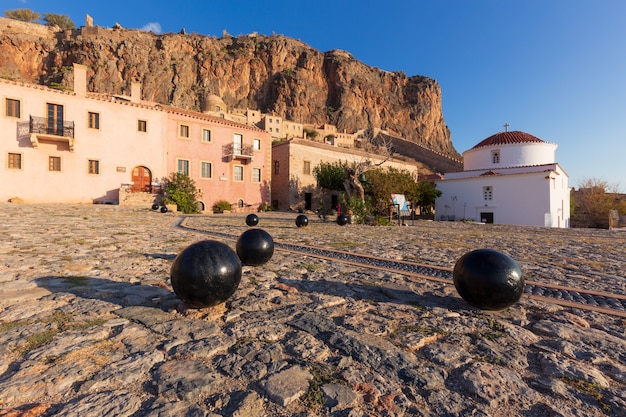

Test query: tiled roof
[471,131,545,149]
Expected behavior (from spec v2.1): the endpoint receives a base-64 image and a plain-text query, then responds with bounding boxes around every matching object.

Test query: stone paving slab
[0,203,624,416]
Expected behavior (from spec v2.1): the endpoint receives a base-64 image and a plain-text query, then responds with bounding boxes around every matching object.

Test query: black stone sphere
[236,228,274,266]
[160,206,168,213]
[336,214,349,226]
[246,213,259,226]
[295,214,309,228]
[453,249,524,310]
[151,203,159,210]
[170,240,242,309]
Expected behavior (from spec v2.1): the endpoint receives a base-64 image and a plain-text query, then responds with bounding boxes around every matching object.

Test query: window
[202,129,211,142]
[253,138,261,150]
[179,124,190,138]
[138,120,147,132]
[177,159,189,175]
[201,162,212,178]
[234,165,244,181]
[88,159,100,174]
[252,168,261,183]
[5,99,20,118]
[47,103,63,136]
[483,186,493,201]
[49,156,61,172]
[7,153,22,169]
[491,150,500,164]
[303,160,311,175]
[273,160,280,175]
[88,112,100,129]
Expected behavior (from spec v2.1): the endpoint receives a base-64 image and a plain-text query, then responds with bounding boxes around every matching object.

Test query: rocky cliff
[0,18,460,158]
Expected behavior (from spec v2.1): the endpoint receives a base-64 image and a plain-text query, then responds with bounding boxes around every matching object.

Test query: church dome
[203,94,227,113]
[463,129,557,170]
[471,131,544,149]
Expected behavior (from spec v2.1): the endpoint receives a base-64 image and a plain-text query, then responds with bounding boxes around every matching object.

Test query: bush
[4,9,40,22]
[164,172,200,214]
[212,200,232,213]
[258,203,273,212]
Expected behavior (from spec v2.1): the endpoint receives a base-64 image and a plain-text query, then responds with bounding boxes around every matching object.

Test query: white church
[434,127,570,228]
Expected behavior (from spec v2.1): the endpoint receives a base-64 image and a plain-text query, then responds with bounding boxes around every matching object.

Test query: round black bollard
[151,203,159,211]
[160,206,168,213]
[453,248,524,310]
[170,240,242,309]
[336,214,349,226]
[246,213,259,227]
[295,214,309,228]
[236,228,274,266]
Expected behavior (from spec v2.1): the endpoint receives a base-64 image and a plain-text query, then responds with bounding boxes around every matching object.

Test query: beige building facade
[272,139,425,212]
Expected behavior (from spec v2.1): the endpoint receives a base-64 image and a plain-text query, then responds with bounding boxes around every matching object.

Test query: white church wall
[463,142,557,171]
[435,172,555,226]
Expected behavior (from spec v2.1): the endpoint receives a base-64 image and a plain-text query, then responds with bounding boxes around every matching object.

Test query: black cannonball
[295,214,309,228]
[170,240,242,309]
[336,214,349,226]
[160,206,168,213]
[236,228,274,266]
[151,203,159,210]
[453,249,524,310]
[245,213,259,227]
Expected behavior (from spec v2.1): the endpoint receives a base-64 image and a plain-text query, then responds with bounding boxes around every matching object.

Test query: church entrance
[480,212,494,224]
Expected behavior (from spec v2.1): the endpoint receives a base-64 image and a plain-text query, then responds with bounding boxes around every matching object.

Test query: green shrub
[164,172,200,214]
[212,200,232,213]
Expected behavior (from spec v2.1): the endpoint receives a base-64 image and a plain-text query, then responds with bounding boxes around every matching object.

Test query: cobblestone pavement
[0,204,625,416]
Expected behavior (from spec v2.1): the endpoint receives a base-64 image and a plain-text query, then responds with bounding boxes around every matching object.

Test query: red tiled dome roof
[471,131,545,149]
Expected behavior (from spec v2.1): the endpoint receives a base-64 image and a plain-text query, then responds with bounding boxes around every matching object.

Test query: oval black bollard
[453,248,524,310]
[170,240,242,309]
[151,203,159,210]
[336,214,349,226]
[160,206,168,213]
[295,214,309,228]
[236,228,274,266]
[246,213,259,227]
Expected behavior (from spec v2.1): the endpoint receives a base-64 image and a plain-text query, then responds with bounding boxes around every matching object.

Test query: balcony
[29,116,75,151]
[223,143,254,162]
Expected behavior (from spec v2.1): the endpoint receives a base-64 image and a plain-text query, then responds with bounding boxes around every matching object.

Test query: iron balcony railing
[30,116,75,138]
[223,143,254,160]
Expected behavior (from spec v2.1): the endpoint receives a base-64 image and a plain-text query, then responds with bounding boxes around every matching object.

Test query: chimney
[131,82,141,103]
[73,63,88,97]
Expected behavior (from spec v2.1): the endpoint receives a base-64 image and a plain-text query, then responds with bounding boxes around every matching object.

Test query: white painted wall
[463,142,557,171]
[435,164,570,227]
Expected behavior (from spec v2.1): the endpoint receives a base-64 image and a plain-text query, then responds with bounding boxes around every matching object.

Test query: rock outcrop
[0,17,460,158]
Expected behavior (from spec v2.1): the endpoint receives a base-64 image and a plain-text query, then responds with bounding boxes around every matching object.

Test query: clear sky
[6,0,626,189]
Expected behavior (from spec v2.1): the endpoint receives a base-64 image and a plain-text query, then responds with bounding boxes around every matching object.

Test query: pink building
[1,64,272,210]
[163,106,272,212]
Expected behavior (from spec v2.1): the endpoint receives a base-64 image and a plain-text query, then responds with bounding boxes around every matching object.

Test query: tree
[571,178,625,228]
[43,13,75,30]
[4,8,40,22]
[164,172,200,214]
[341,131,394,204]
[313,161,346,191]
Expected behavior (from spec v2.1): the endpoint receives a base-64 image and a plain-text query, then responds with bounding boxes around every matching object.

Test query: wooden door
[131,166,152,192]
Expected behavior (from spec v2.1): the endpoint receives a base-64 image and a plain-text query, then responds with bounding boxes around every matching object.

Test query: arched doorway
[131,166,152,192]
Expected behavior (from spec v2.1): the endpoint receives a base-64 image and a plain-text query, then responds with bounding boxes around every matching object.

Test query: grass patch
[470,318,508,341]
[19,329,59,355]
[301,263,321,271]
[63,276,89,286]
[301,365,345,412]
[0,319,31,333]
[560,377,612,415]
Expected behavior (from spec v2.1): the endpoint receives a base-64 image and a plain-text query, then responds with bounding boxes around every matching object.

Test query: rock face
[0,17,459,158]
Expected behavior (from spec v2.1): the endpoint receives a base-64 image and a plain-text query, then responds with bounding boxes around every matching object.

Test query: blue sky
[6,0,626,189]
